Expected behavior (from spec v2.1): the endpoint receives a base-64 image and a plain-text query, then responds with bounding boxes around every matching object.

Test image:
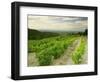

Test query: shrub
[37,50,53,66]
[72,37,86,64]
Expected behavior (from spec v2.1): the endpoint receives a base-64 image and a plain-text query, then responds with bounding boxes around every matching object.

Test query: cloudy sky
[28,15,88,32]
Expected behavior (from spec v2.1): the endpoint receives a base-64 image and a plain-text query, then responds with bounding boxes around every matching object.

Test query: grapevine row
[28,35,78,66]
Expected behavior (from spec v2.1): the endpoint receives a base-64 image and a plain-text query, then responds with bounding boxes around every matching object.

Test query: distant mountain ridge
[28,29,59,40]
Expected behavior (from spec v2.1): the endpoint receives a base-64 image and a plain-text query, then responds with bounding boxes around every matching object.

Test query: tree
[84,29,88,35]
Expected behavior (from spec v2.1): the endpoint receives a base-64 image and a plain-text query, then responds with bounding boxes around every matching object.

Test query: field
[28,29,88,66]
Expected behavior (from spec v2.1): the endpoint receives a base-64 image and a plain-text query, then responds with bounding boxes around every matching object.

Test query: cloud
[48,16,88,23]
[28,15,88,32]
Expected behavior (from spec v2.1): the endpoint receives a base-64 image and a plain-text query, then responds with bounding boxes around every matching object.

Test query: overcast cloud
[28,15,88,32]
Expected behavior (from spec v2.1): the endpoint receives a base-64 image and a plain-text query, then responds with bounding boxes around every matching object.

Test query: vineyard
[28,29,87,66]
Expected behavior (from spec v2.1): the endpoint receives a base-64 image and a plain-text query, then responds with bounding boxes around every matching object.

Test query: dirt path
[52,38,81,65]
[28,53,39,66]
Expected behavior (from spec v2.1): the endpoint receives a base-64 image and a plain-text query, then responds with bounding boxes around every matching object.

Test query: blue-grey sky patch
[48,17,87,23]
